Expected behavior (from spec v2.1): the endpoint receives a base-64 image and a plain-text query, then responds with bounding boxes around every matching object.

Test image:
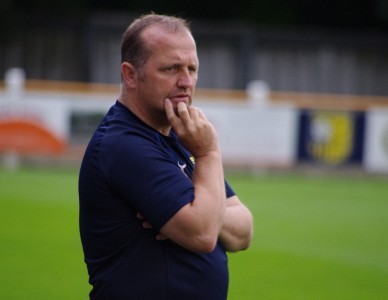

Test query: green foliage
[0,168,387,299]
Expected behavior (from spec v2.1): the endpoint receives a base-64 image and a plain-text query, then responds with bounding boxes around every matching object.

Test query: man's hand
[164,98,220,158]
[137,213,167,241]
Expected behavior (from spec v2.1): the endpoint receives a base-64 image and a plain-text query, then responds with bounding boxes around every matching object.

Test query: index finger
[164,98,179,125]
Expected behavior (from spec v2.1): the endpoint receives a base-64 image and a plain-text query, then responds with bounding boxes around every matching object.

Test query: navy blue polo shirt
[79,101,235,299]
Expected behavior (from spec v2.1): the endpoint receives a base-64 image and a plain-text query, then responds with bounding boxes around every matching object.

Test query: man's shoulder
[96,102,153,141]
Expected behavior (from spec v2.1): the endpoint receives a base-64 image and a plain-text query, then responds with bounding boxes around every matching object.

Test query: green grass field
[0,167,387,299]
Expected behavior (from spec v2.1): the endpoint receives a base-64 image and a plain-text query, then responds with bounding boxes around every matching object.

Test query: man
[79,13,253,300]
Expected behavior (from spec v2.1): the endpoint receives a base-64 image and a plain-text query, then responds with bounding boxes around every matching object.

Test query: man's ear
[121,62,137,88]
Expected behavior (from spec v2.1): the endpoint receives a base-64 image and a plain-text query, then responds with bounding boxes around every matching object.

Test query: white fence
[1,69,388,173]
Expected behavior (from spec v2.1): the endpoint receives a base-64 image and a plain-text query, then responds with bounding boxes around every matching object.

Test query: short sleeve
[102,134,195,231]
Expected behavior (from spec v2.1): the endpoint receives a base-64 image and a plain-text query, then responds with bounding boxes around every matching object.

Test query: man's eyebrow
[162,62,197,68]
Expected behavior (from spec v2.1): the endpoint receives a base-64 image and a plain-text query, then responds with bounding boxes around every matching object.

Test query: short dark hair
[121,13,191,71]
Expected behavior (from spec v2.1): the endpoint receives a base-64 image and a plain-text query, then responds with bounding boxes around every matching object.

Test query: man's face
[135,26,199,118]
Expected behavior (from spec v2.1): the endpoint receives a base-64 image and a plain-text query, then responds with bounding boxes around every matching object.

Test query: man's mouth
[169,95,190,103]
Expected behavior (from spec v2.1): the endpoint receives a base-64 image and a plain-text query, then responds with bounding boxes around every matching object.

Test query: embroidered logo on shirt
[177,161,187,174]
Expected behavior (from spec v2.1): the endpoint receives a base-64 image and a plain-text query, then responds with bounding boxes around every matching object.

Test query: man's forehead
[142,25,194,46]
[142,26,197,62]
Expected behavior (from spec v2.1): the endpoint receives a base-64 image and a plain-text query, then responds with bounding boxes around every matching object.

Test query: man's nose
[177,70,194,88]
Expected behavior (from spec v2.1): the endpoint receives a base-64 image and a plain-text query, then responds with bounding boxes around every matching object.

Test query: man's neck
[118,95,171,136]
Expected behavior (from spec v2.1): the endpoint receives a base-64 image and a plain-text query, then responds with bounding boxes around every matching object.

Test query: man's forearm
[219,196,253,252]
[191,151,226,244]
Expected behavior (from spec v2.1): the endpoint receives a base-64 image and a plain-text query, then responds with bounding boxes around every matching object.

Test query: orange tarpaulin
[0,119,66,154]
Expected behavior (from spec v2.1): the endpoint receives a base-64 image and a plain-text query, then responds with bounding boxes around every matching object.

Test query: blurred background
[1,1,388,299]
[1,0,388,172]
[1,0,388,92]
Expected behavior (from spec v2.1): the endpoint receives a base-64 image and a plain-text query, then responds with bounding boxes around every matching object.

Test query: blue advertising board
[297,110,365,165]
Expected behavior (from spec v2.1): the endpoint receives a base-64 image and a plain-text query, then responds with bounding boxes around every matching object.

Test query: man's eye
[164,66,177,72]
